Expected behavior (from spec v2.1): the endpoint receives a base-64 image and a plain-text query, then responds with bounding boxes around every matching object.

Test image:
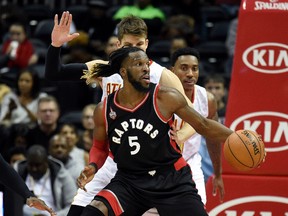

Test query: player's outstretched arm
[205,91,225,202]
[157,86,233,143]
[45,11,107,82]
[77,101,109,191]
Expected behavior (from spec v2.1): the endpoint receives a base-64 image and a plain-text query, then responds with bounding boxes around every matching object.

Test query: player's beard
[127,69,149,93]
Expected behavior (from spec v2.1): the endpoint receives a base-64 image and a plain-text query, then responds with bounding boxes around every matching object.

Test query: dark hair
[59,123,79,138]
[170,47,200,66]
[7,146,27,162]
[116,15,148,40]
[203,74,225,86]
[27,145,48,161]
[91,46,144,78]
[15,68,41,99]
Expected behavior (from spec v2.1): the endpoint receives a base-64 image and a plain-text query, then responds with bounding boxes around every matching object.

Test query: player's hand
[170,124,180,144]
[26,197,57,216]
[51,11,79,47]
[212,175,225,203]
[77,165,96,192]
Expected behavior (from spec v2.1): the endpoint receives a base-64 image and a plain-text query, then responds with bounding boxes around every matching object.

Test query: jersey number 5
[128,136,140,155]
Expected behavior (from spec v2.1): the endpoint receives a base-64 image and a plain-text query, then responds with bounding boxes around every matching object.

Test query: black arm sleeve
[45,45,88,81]
[0,154,34,199]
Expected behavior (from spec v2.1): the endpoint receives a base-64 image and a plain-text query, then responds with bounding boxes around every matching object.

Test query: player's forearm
[0,155,34,199]
[177,122,196,144]
[206,139,222,177]
[194,117,233,144]
[45,45,88,81]
[89,140,109,173]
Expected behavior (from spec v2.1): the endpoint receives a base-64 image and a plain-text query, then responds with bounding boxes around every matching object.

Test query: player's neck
[185,88,195,103]
[117,88,147,109]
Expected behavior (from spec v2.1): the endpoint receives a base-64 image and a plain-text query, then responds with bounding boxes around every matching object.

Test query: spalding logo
[242,42,288,74]
[229,111,288,152]
[208,195,288,216]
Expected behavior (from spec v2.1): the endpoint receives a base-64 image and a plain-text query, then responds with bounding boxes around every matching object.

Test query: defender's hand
[77,165,96,192]
[26,197,57,216]
[51,11,79,47]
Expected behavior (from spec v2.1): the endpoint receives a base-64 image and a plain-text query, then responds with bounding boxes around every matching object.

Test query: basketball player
[77,47,233,216]
[170,47,224,204]
[45,12,201,215]
[0,154,56,216]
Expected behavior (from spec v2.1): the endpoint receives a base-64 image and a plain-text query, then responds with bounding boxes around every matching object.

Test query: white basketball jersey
[101,61,164,101]
[175,85,209,160]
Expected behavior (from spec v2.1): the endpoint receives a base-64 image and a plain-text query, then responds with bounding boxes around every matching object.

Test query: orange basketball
[223,130,266,171]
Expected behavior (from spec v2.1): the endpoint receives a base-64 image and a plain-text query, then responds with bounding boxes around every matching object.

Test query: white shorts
[71,156,117,206]
[143,152,206,216]
[187,152,206,205]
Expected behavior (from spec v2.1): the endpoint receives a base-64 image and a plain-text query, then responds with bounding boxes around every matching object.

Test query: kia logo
[208,195,288,216]
[242,42,288,74]
[229,111,288,152]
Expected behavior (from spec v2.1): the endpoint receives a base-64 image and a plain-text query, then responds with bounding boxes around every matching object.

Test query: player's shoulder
[157,84,182,99]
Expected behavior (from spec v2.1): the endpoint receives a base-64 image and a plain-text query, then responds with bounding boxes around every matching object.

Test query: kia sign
[206,175,288,216]
[242,43,288,74]
[229,111,288,152]
[224,0,288,175]
[209,196,288,216]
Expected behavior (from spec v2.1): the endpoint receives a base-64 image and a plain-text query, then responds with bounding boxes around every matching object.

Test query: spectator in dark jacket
[13,145,77,216]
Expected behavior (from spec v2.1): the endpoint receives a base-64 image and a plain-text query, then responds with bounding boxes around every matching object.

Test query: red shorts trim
[174,157,187,171]
[98,189,123,215]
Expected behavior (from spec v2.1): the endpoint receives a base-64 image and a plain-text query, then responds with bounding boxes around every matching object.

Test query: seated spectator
[26,96,61,151]
[0,22,38,76]
[85,0,115,56]
[62,31,96,64]
[0,68,47,127]
[13,145,77,216]
[0,3,27,44]
[59,123,89,167]
[48,134,84,181]
[80,129,93,152]
[170,0,202,35]
[103,35,118,60]
[160,15,197,46]
[7,146,27,166]
[4,123,30,154]
[78,104,96,151]
[204,73,227,124]
[170,36,188,58]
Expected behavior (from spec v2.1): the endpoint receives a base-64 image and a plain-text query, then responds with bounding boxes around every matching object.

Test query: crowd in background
[0,0,240,215]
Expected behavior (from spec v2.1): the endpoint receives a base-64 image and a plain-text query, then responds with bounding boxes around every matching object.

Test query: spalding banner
[224,0,288,175]
[206,175,288,215]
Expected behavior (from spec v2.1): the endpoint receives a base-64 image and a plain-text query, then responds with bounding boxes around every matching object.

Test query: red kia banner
[224,0,288,175]
[206,175,288,215]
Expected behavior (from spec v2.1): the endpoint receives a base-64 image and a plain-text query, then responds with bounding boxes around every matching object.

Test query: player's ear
[119,67,126,78]
[116,40,121,49]
[170,66,175,73]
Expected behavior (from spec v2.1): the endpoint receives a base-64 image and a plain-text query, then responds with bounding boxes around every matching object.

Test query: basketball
[223,130,266,171]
